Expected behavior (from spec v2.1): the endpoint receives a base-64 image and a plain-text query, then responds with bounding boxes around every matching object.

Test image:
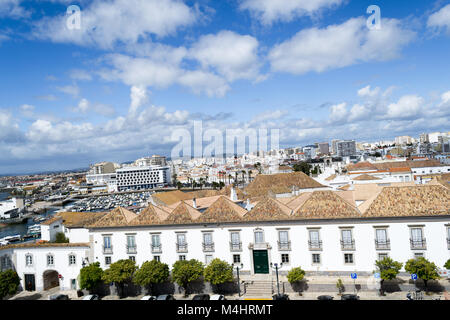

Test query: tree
[0,270,20,300]
[79,262,104,294]
[172,259,204,296]
[176,181,183,190]
[133,260,170,295]
[375,257,403,295]
[444,259,450,270]
[293,162,310,175]
[172,173,177,186]
[336,278,344,294]
[54,232,69,243]
[219,181,225,190]
[102,259,137,298]
[287,267,306,284]
[405,257,440,291]
[203,259,233,287]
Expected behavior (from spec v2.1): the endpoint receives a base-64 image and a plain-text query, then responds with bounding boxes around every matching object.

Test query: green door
[253,250,269,274]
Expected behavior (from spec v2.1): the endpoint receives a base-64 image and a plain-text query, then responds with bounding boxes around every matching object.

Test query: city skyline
[1,0,450,174]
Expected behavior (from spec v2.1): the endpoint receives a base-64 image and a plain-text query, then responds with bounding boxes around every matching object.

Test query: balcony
[229,242,242,252]
[151,244,162,254]
[277,241,291,251]
[308,240,323,251]
[202,242,215,252]
[447,238,450,250]
[410,238,427,250]
[375,239,391,250]
[126,245,137,254]
[340,239,355,251]
[176,243,188,253]
[103,245,113,254]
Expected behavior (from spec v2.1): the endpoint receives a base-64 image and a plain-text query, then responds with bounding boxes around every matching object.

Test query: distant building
[135,155,167,167]
[331,139,341,154]
[336,140,357,157]
[419,133,429,144]
[116,165,171,191]
[0,198,24,219]
[90,162,115,174]
[395,136,413,145]
[303,146,317,159]
[318,142,330,155]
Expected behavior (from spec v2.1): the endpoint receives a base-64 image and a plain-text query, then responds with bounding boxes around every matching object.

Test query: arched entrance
[43,270,59,290]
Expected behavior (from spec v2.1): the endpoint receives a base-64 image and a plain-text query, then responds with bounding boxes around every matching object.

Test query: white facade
[0,198,23,219]
[116,166,171,191]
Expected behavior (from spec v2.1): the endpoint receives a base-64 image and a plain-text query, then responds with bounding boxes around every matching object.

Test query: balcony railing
[151,244,162,254]
[230,242,242,252]
[308,240,323,251]
[202,242,215,252]
[375,239,391,250]
[410,238,427,250]
[176,243,188,253]
[127,245,137,254]
[340,239,355,250]
[447,238,450,250]
[278,241,291,251]
[103,245,113,254]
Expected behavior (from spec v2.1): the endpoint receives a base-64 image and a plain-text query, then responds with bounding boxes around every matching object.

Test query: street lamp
[270,262,283,296]
[81,257,89,267]
[233,262,244,297]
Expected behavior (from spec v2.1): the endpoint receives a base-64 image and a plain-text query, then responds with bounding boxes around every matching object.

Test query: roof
[164,201,201,224]
[0,242,89,251]
[362,185,450,218]
[129,204,170,226]
[352,174,381,181]
[347,160,446,172]
[243,197,292,221]
[89,207,137,228]
[346,162,378,171]
[152,190,192,206]
[292,191,360,219]
[41,216,63,226]
[325,174,337,181]
[197,196,247,223]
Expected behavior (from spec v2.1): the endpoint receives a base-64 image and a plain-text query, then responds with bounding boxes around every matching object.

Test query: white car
[82,294,99,300]
[210,295,226,300]
[141,296,157,300]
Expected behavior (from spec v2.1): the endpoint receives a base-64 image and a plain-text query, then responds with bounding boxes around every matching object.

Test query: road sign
[411,273,418,280]
[374,272,380,279]
[351,273,357,279]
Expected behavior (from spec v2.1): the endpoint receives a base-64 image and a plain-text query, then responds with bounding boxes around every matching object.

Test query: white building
[116,166,171,191]
[0,198,24,219]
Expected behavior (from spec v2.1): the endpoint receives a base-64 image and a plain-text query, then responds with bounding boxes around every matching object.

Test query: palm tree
[248,170,253,182]
[172,173,177,186]
[241,170,246,186]
[228,174,232,185]
[199,178,204,190]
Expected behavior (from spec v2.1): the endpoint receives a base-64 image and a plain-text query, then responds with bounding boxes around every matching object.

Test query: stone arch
[43,270,59,291]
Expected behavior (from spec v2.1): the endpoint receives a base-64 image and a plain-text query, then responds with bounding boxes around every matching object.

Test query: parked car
[49,294,70,300]
[317,295,334,300]
[82,294,100,300]
[340,294,359,300]
[210,295,226,300]
[156,294,176,300]
[141,296,157,300]
[192,294,210,300]
[272,293,289,300]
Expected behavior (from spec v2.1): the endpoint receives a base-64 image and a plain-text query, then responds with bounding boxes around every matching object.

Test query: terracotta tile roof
[243,197,292,221]
[346,162,377,171]
[388,167,411,172]
[40,216,63,226]
[164,201,201,224]
[56,211,108,228]
[0,242,89,251]
[325,174,337,181]
[182,195,224,210]
[285,192,312,210]
[152,190,192,205]
[362,185,450,218]
[338,184,351,191]
[89,207,138,228]
[184,189,222,199]
[352,174,381,181]
[334,191,356,206]
[219,185,245,200]
[129,204,170,226]
[374,160,445,170]
[197,196,247,223]
[244,172,325,198]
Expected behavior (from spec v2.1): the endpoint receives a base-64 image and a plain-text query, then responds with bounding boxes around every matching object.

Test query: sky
[0,0,450,174]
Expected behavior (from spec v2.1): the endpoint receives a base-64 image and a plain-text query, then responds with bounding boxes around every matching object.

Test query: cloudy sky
[0,0,450,174]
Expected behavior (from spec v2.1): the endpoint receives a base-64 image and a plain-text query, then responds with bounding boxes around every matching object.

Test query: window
[341,229,354,250]
[151,234,161,253]
[308,229,322,250]
[129,256,135,262]
[127,235,136,253]
[414,252,424,258]
[278,231,290,250]
[25,254,33,266]
[378,253,389,260]
[69,254,76,265]
[230,232,241,251]
[47,254,54,266]
[254,230,264,244]
[281,254,290,264]
[312,254,321,264]
[177,233,186,244]
[410,227,426,249]
[153,256,160,262]
[205,255,213,265]
[203,233,213,244]
[344,253,354,264]
[103,236,112,253]
[375,228,390,250]
[233,254,241,263]
[105,256,111,265]
[179,255,186,261]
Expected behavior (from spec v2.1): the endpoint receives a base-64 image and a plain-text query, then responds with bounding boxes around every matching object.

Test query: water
[0,192,9,201]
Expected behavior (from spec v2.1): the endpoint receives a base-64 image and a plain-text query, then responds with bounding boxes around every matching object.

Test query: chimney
[192,198,197,209]
[230,187,237,201]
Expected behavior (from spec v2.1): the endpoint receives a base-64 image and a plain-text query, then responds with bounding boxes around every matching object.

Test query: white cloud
[269,17,415,75]
[0,0,29,19]
[129,85,148,115]
[386,95,424,119]
[177,70,230,98]
[357,85,380,98]
[329,102,348,123]
[239,0,343,25]
[20,104,35,117]
[57,84,80,98]
[70,69,92,81]
[34,0,197,49]
[72,98,116,117]
[427,4,450,34]
[348,104,368,121]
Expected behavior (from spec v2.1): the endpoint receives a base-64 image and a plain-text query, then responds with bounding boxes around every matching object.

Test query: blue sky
[0,0,449,174]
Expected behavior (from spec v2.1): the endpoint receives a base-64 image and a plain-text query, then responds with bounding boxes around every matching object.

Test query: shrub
[287,267,306,284]
[203,259,233,285]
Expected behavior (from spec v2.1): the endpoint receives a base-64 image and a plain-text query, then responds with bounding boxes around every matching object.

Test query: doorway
[24,274,35,291]
[43,270,59,290]
[252,250,269,274]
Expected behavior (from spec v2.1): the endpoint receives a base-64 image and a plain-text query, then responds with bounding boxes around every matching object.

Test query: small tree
[444,259,450,270]
[336,278,344,295]
[133,260,170,295]
[287,267,306,284]
[405,257,440,292]
[0,270,20,300]
[172,259,204,296]
[102,259,137,298]
[54,232,69,243]
[375,257,403,295]
[203,259,233,288]
[79,262,104,294]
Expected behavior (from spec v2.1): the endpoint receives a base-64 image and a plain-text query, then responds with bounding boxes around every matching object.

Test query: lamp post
[270,262,283,296]
[234,262,244,297]
[81,257,89,267]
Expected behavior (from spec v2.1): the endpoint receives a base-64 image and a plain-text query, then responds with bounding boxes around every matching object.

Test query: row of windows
[25,253,77,267]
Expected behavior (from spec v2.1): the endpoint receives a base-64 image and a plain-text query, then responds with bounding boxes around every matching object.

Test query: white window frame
[344,253,354,264]
[47,254,54,267]
[68,254,76,266]
[254,229,264,244]
[312,253,321,265]
[25,254,33,267]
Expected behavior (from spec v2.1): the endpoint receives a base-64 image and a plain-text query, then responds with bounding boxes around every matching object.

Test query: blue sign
[374,272,380,279]
[411,273,418,280]
[351,273,357,279]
